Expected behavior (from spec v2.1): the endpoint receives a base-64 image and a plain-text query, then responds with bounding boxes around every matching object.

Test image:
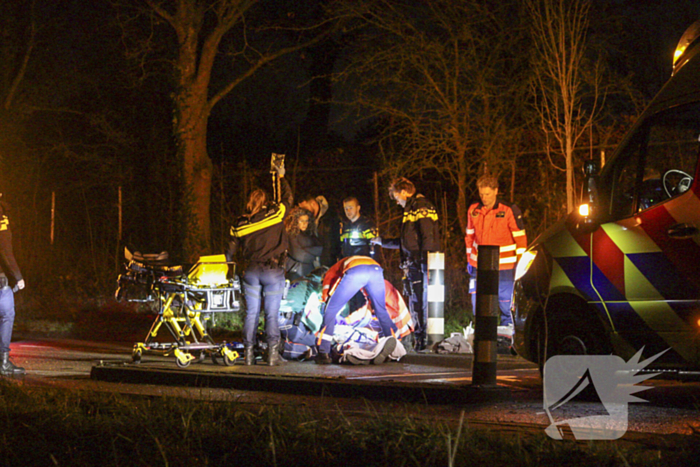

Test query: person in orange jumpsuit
[465,175,527,327]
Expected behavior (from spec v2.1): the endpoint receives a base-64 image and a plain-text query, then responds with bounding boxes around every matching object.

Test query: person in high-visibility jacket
[339,197,377,259]
[380,280,413,339]
[465,175,527,327]
[229,164,292,366]
[371,177,440,352]
[316,256,398,364]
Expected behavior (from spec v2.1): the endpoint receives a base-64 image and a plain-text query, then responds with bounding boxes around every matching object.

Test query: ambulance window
[609,103,699,218]
[609,133,644,219]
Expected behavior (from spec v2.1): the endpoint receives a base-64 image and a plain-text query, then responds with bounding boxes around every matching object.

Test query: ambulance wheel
[538,304,610,374]
[554,318,608,357]
[557,320,606,355]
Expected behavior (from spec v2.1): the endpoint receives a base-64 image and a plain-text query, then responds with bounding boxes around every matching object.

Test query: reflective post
[472,245,499,387]
[427,252,445,346]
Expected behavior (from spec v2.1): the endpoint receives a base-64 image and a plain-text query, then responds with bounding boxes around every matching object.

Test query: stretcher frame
[116,249,241,367]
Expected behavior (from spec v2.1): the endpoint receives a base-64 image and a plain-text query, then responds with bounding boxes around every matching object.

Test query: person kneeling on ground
[316,256,398,364]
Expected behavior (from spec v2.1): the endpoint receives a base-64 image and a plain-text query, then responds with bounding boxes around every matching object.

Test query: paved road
[6,337,700,441]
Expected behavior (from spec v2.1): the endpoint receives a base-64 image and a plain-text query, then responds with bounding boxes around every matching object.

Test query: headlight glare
[514,250,537,282]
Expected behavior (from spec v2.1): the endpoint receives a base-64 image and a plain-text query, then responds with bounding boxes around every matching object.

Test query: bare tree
[526,0,603,213]
[335,0,528,233]
[121,0,330,258]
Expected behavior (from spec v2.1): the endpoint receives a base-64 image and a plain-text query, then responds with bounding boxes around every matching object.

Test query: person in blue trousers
[316,256,397,364]
[0,198,25,376]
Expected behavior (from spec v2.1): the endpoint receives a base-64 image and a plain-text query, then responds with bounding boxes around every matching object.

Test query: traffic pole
[427,252,445,346]
[472,245,499,387]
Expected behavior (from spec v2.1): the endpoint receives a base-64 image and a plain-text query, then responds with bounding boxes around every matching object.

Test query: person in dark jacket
[285,207,322,281]
[372,177,440,351]
[339,196,378,313]
[0,199,25,376]
[229,164,291,366]
[298,195,341,267]
[340,197,377,259]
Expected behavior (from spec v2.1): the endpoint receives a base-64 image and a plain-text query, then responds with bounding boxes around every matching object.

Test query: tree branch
[208,27,331,110]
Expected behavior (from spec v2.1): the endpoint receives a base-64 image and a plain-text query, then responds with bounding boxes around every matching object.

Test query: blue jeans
[319,264,397,354]
[0,286,15,353]
[470,268,515,327]
[243,264,285,347]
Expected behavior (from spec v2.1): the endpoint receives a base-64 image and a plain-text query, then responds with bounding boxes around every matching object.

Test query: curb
[90,362,510,405]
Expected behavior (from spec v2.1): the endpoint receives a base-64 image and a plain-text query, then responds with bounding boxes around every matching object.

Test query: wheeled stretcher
[115,247,242,367]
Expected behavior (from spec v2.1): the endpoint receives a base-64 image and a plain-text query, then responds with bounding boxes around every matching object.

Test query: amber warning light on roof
[673,20,700,75]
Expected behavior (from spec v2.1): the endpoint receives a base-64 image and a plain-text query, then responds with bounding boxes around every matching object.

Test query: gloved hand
[13,279,24,293]
[466,264,475,276]
[370,236,382,246]
[275,164,286,178]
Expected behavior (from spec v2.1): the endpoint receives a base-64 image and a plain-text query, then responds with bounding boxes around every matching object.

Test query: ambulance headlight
[514,250,537,282]
[578,203,590,217]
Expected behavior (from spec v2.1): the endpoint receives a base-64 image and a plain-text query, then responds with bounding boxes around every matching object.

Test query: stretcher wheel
[222,353,235,366]
[219,346,237,366]
[132,350,142,364]
[176,356,192,368]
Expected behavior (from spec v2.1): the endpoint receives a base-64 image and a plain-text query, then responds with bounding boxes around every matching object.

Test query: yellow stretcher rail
[116,249,242,368]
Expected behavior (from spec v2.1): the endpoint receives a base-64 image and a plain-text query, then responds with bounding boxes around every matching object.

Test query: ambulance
[513,21,700,371]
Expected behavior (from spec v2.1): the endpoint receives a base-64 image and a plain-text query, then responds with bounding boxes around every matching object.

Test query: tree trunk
[180,118,213,260]
[174,67,213,260]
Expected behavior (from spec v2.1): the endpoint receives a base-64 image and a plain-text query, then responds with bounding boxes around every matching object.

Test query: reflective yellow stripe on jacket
[402,207,438,223]
[230,204,287,237]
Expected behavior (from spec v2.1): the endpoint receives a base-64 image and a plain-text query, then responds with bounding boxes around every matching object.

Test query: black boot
[267,342,286,366]
[0,352,25,376]
[244,345,256,366]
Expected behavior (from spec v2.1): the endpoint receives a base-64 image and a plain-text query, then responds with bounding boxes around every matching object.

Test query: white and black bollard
[472,245,499,387]
[427,252,445,346]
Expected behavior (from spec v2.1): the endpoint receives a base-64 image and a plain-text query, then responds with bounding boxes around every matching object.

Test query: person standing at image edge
[0,198,25,376]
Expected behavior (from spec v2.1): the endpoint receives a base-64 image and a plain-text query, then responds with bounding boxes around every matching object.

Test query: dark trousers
[405,262,428,344]
[470,268,515,327]
[0,286,14,353]
[243,263,285,347]
[319,264,397,354]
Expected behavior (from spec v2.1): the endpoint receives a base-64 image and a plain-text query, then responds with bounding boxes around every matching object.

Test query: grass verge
[0,379,697,467]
